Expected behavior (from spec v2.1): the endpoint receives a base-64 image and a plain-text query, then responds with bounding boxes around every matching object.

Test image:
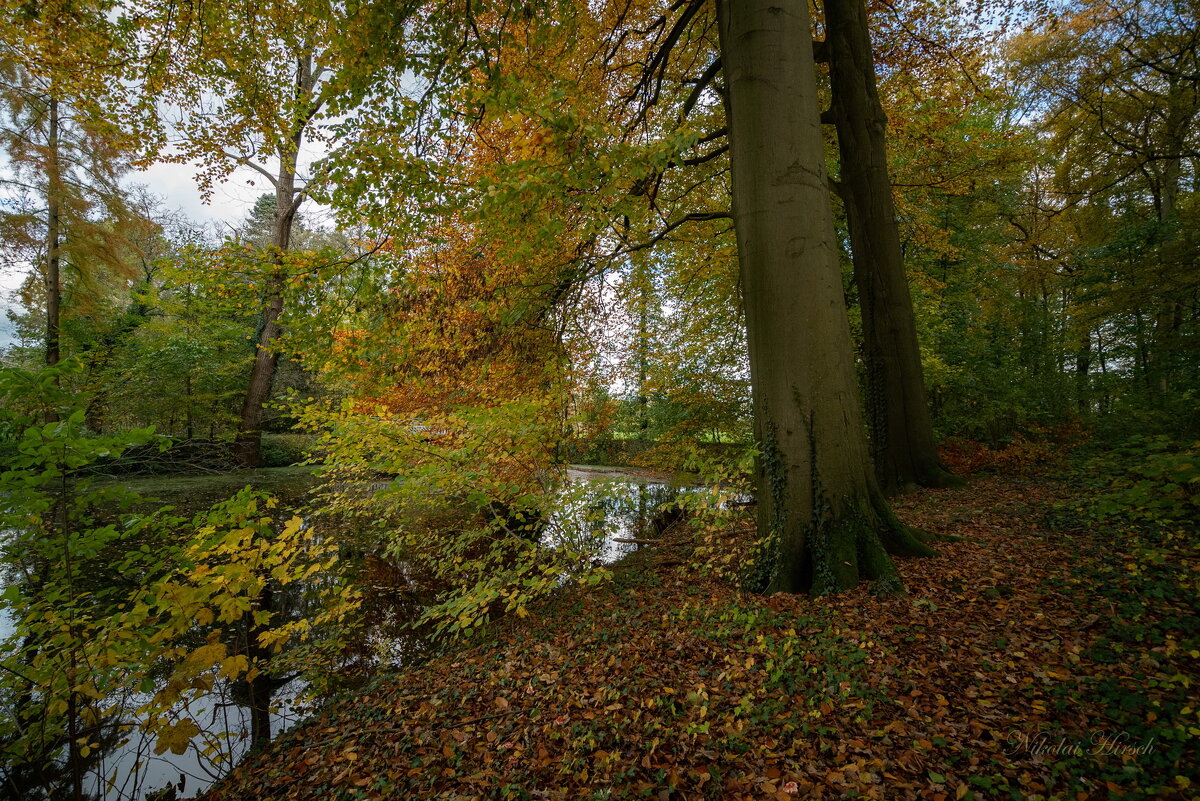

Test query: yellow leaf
[219,654,249,679]
[186,641,226,668]
[154,719,201,756]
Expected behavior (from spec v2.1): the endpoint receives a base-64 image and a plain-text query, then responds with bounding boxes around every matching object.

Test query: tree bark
[233,263,285,468]
[233,56,313,467]
[233,585,308,750]
[45,95,61,370]
[1075,329,1091,418]
[717,0,934,595]
[634,256,651,436]
[1147,72,1189,399]
[824,0,962,495]
[243,585,277,746]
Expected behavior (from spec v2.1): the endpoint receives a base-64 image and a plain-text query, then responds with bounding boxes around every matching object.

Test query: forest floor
[204,469,1199,801]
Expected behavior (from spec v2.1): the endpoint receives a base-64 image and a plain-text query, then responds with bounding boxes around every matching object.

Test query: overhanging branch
[682,57,722,119]
[618,211,732,255]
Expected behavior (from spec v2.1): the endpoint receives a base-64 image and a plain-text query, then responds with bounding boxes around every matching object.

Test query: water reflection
[549,469,685,564]
[0,465,686,800]
[84,681,306,801]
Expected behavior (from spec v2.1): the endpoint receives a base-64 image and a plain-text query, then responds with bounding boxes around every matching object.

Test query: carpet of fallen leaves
[205,473,1199,801]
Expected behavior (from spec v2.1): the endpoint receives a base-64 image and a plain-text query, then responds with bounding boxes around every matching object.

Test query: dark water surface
[1,464,688,800]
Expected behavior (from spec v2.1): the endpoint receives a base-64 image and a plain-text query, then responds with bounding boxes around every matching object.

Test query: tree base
[763,485,936,596]
[915,528,964,543]
[233,432,264,469]
[879,459,967,497]
[920,465,968,490]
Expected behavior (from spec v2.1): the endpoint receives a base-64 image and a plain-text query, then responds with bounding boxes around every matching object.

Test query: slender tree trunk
[234,145,301,463]
[635,259,650,438]
[185,370,194,440]
[717,0,934,596]
[245,586,275,746]
[1075,330,1091,419]
[824,0,961,495]
[233,183,294,467]
[45,95,61,370]
[233,56,315,467]
[54,465,83,801]
[66,658,83,801]
[1097,331,1110,415]
[1150,82,1186,398]
[1134,307,1149,390]
[233,265,285,467]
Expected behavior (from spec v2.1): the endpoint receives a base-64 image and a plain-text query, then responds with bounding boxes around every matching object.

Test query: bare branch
[618,211,732,256]
[682,58,722,119]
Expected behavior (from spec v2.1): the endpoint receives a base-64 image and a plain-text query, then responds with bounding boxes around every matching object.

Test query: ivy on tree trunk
[717,0,935,595]
[824,0,963,495]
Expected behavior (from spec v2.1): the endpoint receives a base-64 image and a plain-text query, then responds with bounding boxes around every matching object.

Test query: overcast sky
[0,160,270,350]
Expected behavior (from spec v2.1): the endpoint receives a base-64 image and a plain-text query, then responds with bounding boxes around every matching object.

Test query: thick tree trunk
[824,0,961,495]
[717,0,934,596]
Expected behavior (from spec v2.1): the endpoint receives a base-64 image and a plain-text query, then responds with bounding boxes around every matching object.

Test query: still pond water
[1,464,690,799]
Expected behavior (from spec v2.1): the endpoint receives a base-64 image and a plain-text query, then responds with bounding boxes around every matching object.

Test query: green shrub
[260,433,316,467]
[1080,436,1200,526]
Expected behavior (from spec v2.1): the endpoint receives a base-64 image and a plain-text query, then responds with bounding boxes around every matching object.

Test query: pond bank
[201,472,1197,801]
[107,463,693,505]
[2,463,697,800]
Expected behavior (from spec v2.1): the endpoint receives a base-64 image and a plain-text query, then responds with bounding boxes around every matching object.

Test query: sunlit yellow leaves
[219,654,249,680]
[221,525,256,552]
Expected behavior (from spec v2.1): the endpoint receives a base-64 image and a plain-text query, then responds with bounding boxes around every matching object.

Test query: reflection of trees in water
[546,481,682,564]
[1,477,330,801]
[334,548,441,675]
[1,690,117,801]
[0,516,167,801]
[0,593,269,801]
[83,678,303,801]
[1,472,688,800]
[329,477,687,676]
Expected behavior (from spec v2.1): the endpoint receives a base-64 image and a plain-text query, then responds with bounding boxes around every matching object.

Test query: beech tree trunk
[824,0,962,495]
[717,0,934,595]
